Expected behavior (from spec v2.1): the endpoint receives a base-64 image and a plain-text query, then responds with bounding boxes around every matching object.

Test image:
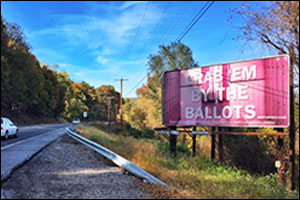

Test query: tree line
[1,16,120,121]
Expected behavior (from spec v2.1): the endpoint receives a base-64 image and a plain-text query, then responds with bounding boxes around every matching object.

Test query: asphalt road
[1,124,70,149]
[1,123,70,182]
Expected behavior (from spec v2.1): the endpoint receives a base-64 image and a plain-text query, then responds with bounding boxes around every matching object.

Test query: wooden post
[107,97,114,127]
[170,127,177,156]
[218,128,224,163]
[211,127,216,160]
[182,133,186,145]
[115,78,128,133]
[120,79,124,132]
[192,127,197,157]
[288,56,296,191]
[277,135,286,186]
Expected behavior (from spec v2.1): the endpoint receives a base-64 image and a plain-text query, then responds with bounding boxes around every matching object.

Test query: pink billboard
[162,55,289,127]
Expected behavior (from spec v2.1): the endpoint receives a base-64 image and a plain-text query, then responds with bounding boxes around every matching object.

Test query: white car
[72,118,81,125]
[1,117,18,140]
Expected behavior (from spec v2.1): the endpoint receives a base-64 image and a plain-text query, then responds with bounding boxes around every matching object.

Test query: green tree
[95,85,120,120]
[148,41,197,75]
[38,65,61,116]
[123,99,147,131]
[1,56,11,107]
[64,97,85,120]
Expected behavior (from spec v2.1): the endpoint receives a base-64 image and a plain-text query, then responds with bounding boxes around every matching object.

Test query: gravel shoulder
[1,134,152,199]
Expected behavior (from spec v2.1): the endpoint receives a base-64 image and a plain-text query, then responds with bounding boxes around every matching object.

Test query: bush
[125,123,155,139]
[158,142,190,157]
[141,129,155,139]
[129,128,143,138]
[111,126,121,134]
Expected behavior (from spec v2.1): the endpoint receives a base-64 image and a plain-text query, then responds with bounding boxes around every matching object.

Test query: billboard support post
[276,133,286,186]
[218,128,224,163]
[288,57,295,191]
[170,126,177,156]
[192,127,197,157]
[211,127,216,161]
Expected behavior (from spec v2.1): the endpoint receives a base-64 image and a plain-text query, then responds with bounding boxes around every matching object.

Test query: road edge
[1,128,67,183]
[66,127,169,187]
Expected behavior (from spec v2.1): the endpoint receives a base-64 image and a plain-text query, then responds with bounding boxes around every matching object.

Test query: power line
[125,1,215,97]
[119,2,150,71]
[124,2,171,93]
[127,2,150,59]
[137,1,171,56]
[160,1,192,45]
[116,2,149,98]
[176,1,210,42]
[125,73,149,96]
[124,1,182,97]
[177,1,215,42]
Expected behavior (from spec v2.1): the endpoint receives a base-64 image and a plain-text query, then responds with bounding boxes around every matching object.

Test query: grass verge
[77,124,299,199]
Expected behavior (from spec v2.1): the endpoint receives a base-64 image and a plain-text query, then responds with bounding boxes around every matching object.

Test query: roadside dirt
[1,134,152,199]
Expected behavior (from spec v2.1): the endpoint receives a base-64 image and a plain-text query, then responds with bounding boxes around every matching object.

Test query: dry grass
[77,125,299,199]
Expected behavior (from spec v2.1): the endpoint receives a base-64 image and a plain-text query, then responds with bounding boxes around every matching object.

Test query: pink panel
[163,71,180,125]
[162,55,289,127]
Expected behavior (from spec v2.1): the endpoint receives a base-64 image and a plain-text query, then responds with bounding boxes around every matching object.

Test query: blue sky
[1,1,272,97]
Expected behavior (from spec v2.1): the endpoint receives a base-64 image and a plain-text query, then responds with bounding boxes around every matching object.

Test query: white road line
[1,133,45,151]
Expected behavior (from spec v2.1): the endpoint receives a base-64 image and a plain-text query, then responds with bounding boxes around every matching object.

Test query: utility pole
[107,96,114,127]
[115,78,128,133]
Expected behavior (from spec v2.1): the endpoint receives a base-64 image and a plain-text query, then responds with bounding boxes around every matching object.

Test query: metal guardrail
[66,128,168,186]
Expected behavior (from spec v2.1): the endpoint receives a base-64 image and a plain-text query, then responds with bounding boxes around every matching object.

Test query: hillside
[1,107,67,125]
